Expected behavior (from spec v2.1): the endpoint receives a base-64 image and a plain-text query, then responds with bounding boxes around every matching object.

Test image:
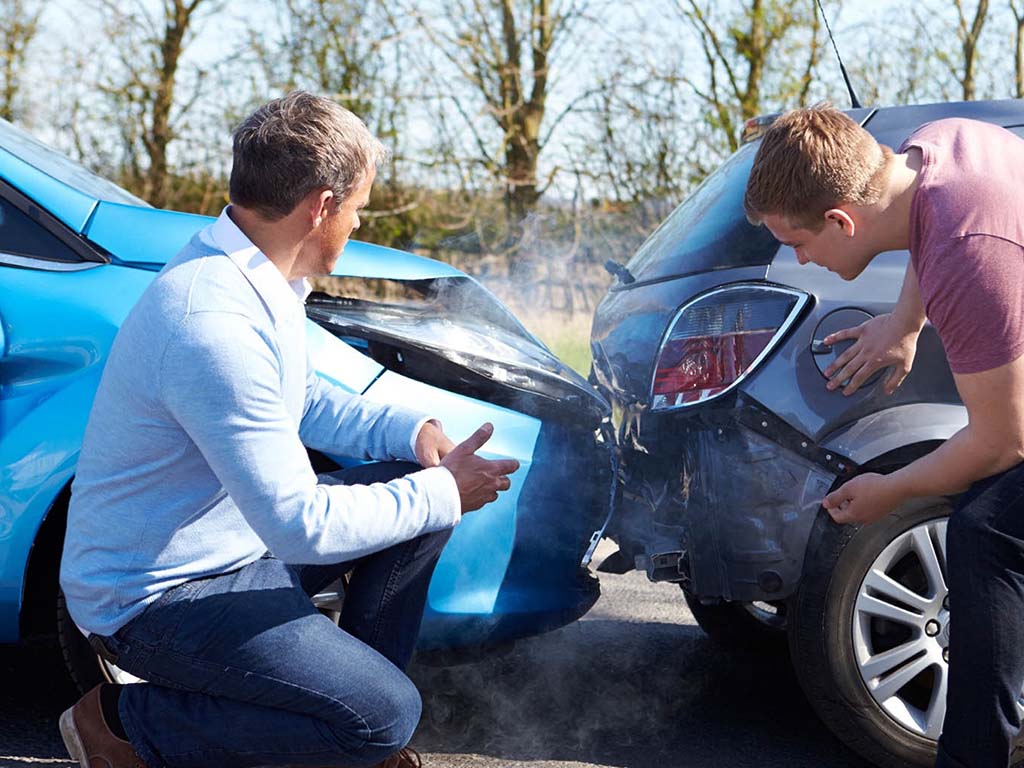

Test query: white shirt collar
[201,207,312,325]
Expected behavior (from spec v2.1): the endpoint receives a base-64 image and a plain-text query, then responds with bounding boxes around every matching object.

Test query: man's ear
[824,208,856,237]
[311,189,334,228]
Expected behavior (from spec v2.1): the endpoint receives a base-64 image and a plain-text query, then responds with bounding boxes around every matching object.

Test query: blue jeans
[93,462,452,768]
[937,460,1024,768]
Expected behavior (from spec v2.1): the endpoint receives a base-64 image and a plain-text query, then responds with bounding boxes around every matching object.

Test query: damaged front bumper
[613,394,851,602]
[304,276,614,648]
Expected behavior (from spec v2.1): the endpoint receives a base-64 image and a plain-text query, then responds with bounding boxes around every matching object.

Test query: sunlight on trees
[2,0,1022,316]
[0,0,42,122]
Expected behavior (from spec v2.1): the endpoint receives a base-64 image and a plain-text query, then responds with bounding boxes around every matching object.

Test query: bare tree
[87,0,221,207]
[249,0,400,141]
[1011,0,1024,97]
[906,0,990,101]
[409,0,592,228]
[245,0,426,243]
[952,0,989,99]
[0,0,43,122]
[797,3,823,106]
[570,57,697,223]
[672,0,828,155]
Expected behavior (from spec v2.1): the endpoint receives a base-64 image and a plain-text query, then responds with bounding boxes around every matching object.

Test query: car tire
[56,590,107,694]
[790,499,1023,768]
[682,588,787,651]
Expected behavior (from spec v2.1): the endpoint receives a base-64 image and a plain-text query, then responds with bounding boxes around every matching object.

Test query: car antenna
[815,0,862,109]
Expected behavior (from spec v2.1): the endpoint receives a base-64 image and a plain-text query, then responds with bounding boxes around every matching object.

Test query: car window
[623,140,778,285]
[0,197,79,263]
[0,118,148,207]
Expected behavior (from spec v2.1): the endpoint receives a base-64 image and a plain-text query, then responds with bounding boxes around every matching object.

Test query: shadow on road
[0,640,79,764]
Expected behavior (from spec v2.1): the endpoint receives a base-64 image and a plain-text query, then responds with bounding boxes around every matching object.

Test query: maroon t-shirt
[900,119,1024,374]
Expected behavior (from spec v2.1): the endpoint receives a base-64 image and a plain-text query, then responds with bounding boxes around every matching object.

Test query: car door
[0,179,153,642]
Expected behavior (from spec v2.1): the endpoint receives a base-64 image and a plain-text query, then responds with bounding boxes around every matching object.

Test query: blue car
[0,118,613,689]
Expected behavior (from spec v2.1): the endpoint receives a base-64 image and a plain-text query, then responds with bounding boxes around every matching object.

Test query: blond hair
[744,104,891,230]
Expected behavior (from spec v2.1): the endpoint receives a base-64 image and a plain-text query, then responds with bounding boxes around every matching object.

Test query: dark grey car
[590,99,1024,768]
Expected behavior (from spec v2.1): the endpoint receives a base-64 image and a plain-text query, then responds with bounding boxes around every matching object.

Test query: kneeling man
[59,91,517,768]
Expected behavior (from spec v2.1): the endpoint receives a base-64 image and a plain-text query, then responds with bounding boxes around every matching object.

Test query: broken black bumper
[611,394,845,602]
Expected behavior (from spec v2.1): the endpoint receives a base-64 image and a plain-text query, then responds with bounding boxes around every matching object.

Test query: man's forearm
[301,374,424,462]
[888,426,1023,500]
[891,262,927,332]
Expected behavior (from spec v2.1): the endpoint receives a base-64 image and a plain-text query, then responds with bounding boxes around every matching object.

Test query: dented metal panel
[821,403,967,466]
[615,400,835,602]
[591,99,1024,610]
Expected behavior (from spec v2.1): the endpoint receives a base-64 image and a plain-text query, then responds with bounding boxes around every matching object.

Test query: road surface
[0,562,871,768]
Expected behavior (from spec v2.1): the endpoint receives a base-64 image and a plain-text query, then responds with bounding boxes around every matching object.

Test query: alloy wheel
[852,516,1024,739]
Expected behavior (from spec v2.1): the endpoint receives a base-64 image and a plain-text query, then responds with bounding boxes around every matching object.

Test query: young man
[744,105,1024,768]
[58,91,518,768]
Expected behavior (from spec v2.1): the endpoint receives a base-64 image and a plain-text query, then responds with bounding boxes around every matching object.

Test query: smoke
[427,197,679,320]
[408,578,707,763]
[406,570,863,767]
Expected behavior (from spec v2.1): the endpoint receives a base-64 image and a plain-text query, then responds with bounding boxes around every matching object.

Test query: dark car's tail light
[651,284,809,410]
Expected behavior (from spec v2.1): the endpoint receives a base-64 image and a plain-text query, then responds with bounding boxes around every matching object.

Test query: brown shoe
[374,746,422,768]
[59,684,148,768]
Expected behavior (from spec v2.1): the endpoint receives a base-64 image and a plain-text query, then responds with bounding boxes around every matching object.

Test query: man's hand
[414,419,455,468]
[823,472,905,526]
[823,312,921,396]
[440,422,520,514]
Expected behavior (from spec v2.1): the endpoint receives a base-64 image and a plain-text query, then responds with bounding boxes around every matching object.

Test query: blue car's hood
[83,201,465,280]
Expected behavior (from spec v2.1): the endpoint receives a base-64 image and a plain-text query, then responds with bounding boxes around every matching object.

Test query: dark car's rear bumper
[611,395,840,602]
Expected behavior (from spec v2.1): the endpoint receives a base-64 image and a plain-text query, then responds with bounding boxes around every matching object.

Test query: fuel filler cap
[811,308,884,386]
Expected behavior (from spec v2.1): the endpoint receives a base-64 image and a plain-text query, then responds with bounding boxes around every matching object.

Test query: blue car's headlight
[305,276,611,425]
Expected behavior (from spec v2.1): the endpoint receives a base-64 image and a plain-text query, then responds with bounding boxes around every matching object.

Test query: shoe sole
[59,707,87,766]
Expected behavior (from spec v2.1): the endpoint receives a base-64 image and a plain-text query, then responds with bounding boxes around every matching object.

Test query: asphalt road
[0,561,873,768]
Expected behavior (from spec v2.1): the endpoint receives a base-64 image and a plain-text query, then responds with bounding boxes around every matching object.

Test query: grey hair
[229,91,388,219]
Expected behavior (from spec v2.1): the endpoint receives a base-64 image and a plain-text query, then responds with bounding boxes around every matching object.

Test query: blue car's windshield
[0,118,149,207]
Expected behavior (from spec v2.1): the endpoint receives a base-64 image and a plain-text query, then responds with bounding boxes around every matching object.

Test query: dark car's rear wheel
[682,588,787,651]
[790,500,1023,768]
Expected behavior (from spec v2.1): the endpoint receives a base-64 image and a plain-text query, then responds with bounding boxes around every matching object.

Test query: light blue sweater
[60,210,460,637]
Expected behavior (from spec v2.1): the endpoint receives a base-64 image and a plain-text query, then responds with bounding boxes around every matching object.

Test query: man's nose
[796,249,809,265]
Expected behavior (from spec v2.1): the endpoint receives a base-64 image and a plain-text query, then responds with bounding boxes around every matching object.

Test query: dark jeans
[937,460,1024,768]
[95,461,452,768]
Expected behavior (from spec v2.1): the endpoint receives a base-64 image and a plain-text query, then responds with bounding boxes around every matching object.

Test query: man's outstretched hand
[440,423,520,513]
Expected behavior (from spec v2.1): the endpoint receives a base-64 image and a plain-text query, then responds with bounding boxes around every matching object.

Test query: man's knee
[323,673,421,766]
[365,674,421,752]
[946,501,990,560]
